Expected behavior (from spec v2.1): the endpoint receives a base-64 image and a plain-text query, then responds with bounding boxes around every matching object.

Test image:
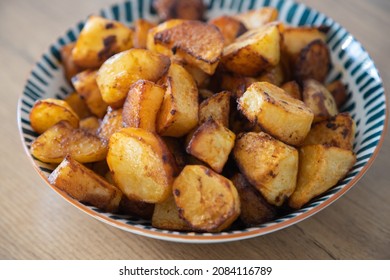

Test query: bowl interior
[18,0,387,243]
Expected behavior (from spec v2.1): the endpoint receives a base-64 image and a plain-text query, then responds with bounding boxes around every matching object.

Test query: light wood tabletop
[0,0,389,260]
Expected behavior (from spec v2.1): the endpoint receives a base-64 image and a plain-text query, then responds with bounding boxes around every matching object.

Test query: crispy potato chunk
[30,98,79,134]
[72,16,133,68]
[152,194,192,231]
[257,63,285,87]
[148,20,224,75]
[31,121,107,163]
[231,173,276,226]
[303,79,338,123]
[289,145,356,209]
[64,92,92,119]
[122,80,165,132]
[172,165,240,232]
[181,63,210,88]
[233,132,298,206]
[162,137,187,171]
[96,49,170,107]
[199,91,231,127]
[187,119,236,173]
[220,74,257,99]
[133,19,156,48]
[118,196,155,220]
[153,0,205,21]
[294,39,330,83]
[97,107,123,142]
[238,82,313,146]
[60,43,84,83]
[327,80,348,109]
[209,15,247,46]
[157,63,199,137]
[79,116,100,135]
[302,113,355,150]
[72,70,108,118]
[107,128,176,203]
[48,156,122,212]
[222,23,281,76]
[281,80,301,100]
[234,7,278,29]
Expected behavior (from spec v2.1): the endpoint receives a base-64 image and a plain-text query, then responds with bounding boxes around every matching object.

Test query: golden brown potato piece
[64,92,92,119]
[148,20,224,75]
[303,79,338,123]
[281,80,301,100]
[257,63,284,87]
[107,128,176,203]
[234,7,278,29]
[31,121,107,164]
[72,16,133,68]
[152,194,192,231]
[238,82,313,146]
[122,80,165,132]
[294,39,330,83]
[289,144,356,209]
[30,98,79,134]
[233,132,298,206]
[60,43,84,83]
[222,23,281,76]
[118,196,155,220]
[48,156,122,212]
[186,119,236,173]
[79,116,100,135]
[198,89,214,101]
[162,137,187,171]
[181,63,210,88]
[209,15,247,46]
[326,80,348,109]
[157,63,198,137]
[153,0,205,21]
[302,113,355,150]
[172,165,240,232]
[133,19,156,48]
[231,173,276,226]
[96,49,170,108]
[199,91,231,127]
[97,107,123,143]
[72,70,108,118]
[220,73,257,99]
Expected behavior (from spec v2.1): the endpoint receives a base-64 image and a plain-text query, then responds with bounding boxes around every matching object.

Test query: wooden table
[0,0,389,260]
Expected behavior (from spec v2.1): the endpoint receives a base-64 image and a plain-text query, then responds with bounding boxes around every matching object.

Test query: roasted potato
[156,63,199,137]
[233,132,298,206]
[153,0,205,21]
[302,79,338,123]
[327,80,348,109]
[96,48,170,108]
[72,70,108,118]
[162,137,187,171]
[221,23,281,76]
[97,107,123,142]
[302,113,355,150]
[107,128,176,203]
[30,98,79,134]
[152,194,192,231]
[238,82,313,146]
[147,20,224,75]
[231,173,276,226]
[31,121,107,164]
[122,80,165,132]
[133,19,156,48]
[172,165,240,232]
[257,63,285,86]
[72,15,133,68]
[209,15,247,46]
[48,156,122,212]
[220,73,257,99]
[289,144,356,209]
[199,91,231,127]
[60,43,84,83]
[64,92,92,119]
[79,116,100,135]
[233,7,278,29]
[181,63,210,88]
[281,80,301,100]
[118,196,155,220]
[186,119,236,173]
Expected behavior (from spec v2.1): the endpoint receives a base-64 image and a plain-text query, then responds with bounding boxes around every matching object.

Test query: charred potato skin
[153,0,205,21]
[327,80,348,109]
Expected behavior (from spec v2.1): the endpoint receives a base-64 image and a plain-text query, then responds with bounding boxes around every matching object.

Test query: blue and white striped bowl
[18,0,387,243]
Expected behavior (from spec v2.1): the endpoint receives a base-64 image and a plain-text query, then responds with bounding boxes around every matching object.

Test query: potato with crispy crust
[172,165,240,232]
[220,74,257,99]
[162,137,187,171]
[281,80,302,100]
[107,128,176,203]
[238,82,313,146]
[221,23,281,76]
[209,15,247,46]
[233,7,278,29]
[31,121,107,163]
[72,16,133,68]
[289,144,356,209]
[64,92,92,119]
[97,49,170,108]
[233,132,298,206]
[153,0,205,21]
[79,116,100,135]
[199,91,231,127]
[122,80,165,132]
[257,63,285,87]
[327,80,348,109]
[60,43,84,83]
[133,19,156,49]
[97,107,123,143]
[30,98,79,134]
[48,156,122,212]
[157,63,198,137]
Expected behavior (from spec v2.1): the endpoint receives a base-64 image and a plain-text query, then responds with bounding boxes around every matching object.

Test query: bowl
[18,0,387,243]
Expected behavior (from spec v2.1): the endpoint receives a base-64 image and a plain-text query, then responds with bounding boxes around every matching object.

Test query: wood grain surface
[0,0,389,260]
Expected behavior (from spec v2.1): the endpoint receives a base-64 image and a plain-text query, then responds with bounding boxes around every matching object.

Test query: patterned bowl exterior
[18,0,387,243]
